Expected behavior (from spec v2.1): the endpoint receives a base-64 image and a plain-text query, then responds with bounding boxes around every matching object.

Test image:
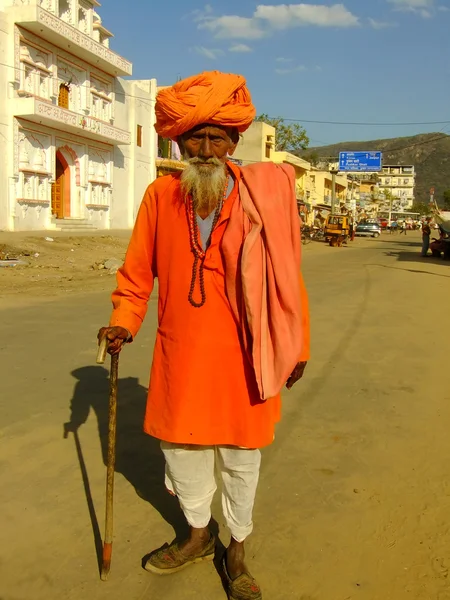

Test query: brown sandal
[222,552,262,600]
[144,535,216,575]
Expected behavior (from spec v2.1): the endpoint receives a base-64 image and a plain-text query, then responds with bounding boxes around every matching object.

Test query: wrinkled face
[179,124,238,163]
[179,124,239,214]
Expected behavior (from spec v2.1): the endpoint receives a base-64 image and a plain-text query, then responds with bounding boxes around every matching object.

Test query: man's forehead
[184,124,231,137]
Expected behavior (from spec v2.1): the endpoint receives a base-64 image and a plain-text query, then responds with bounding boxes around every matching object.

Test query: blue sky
[101,0,450,146]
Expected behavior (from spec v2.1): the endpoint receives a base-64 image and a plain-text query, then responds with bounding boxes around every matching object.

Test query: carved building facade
[0,0,157,231]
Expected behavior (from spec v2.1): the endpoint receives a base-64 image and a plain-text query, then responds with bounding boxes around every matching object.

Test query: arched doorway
[51,152,70,219]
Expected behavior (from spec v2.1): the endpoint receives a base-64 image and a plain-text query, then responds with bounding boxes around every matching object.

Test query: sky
[100,0,450,146]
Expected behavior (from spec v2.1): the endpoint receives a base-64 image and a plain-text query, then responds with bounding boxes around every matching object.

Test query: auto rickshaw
[324,215,350,247]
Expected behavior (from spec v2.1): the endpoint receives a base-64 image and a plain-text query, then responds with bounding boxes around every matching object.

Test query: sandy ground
[1,231,450,600]
[0,230,131,308]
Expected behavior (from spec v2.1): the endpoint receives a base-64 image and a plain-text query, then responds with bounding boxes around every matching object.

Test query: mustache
[185,157,223,167]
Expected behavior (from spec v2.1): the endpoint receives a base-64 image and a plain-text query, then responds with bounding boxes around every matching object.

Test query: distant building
[273,150,312,224]
[0,0,157,231]
[233,121,276,164]
[234,122,313,222]
[378,165,415,210]
[308,168,348,209]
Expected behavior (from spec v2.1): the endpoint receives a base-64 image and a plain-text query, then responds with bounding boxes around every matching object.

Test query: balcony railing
[15,98,131,145]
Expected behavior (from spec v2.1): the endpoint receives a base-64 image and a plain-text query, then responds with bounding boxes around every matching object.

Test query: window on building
[58,84,70,109]
[90,76,112,121]
[91,94,111,120]
[265,143,271,159]
[57,59,86,113]
[137,125,143,147]
[19,45,51,100]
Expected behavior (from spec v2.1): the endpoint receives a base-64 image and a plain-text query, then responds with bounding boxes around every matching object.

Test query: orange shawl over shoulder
[222,161,306,400]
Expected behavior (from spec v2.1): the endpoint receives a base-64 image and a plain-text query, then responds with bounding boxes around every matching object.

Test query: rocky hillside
[301,133,450,205]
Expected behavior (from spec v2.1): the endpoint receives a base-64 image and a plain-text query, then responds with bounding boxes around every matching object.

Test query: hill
[301,133,450,205]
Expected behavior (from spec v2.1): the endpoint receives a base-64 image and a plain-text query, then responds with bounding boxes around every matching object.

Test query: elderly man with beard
[98,71,310,600]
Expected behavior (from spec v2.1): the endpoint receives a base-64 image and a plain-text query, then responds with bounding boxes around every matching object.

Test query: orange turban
[155,71,256,140]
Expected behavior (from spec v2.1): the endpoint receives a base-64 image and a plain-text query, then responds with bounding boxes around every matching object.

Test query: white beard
[181,158,227,214]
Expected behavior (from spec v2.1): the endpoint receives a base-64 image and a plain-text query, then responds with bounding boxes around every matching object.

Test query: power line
[273,116,450,126]
[3,57,450,164]
[1,58,448,128]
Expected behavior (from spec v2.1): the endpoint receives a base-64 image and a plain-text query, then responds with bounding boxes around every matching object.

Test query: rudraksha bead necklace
[186,176,229,308]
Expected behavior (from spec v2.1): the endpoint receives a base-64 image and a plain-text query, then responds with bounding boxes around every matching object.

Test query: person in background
[421,218,432,257]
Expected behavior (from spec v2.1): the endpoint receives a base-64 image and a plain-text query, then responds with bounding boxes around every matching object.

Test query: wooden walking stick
[96,336,119,581]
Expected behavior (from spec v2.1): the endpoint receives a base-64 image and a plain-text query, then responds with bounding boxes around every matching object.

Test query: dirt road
[1,232,450,600]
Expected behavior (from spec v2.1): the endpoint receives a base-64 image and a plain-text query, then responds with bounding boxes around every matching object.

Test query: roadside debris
[92,257,122,274]
[0,259,28,268]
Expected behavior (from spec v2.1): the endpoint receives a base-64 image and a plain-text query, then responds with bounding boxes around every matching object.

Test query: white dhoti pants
[161,443,261,543]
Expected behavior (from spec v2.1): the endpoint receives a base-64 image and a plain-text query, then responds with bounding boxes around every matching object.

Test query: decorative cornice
[14,6,132,76]
[37,8,131,73]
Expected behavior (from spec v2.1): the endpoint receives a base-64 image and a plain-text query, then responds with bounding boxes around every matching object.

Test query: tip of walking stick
[100,542,112,581]
[100,563,111,581]
[96,337,108,365]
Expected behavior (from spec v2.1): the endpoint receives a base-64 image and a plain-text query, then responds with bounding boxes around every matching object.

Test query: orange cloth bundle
[155,71,256,140]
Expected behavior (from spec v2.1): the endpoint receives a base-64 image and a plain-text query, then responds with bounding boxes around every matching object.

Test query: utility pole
[330,168,339,215]
[350,176,356,221]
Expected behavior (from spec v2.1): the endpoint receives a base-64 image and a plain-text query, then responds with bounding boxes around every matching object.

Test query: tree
[302,150,320,166]
[411,202,431,216]
[442,189,450,210]
[255,114,309,153]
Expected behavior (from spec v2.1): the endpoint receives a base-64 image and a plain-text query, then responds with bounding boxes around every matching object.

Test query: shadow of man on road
[64,366,194,554]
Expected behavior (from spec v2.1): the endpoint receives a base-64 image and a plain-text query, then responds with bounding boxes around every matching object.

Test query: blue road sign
[339,151,382,172]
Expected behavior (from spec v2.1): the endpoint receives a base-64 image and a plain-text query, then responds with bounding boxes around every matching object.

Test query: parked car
[355,222,381,238]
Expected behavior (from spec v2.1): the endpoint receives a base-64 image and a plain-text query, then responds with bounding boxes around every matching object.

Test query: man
[349,220,355,242]
[98,71,310,600]
[421,218,432,256]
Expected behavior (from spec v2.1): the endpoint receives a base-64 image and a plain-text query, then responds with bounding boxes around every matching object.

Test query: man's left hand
[286,362,307,390]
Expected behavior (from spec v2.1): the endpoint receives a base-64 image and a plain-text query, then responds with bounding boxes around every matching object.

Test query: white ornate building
[0,0,157,231]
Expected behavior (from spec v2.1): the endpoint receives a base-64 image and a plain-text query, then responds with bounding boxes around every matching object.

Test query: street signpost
[339,151,383,172]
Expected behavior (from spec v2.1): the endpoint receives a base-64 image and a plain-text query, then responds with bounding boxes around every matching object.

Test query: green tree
[255,114,309,153]
[302,150,320,166]
[411,202,431,216]
[442,189,450,210]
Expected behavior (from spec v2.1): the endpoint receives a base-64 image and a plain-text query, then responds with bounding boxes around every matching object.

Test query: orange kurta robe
[110,162,310,449]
